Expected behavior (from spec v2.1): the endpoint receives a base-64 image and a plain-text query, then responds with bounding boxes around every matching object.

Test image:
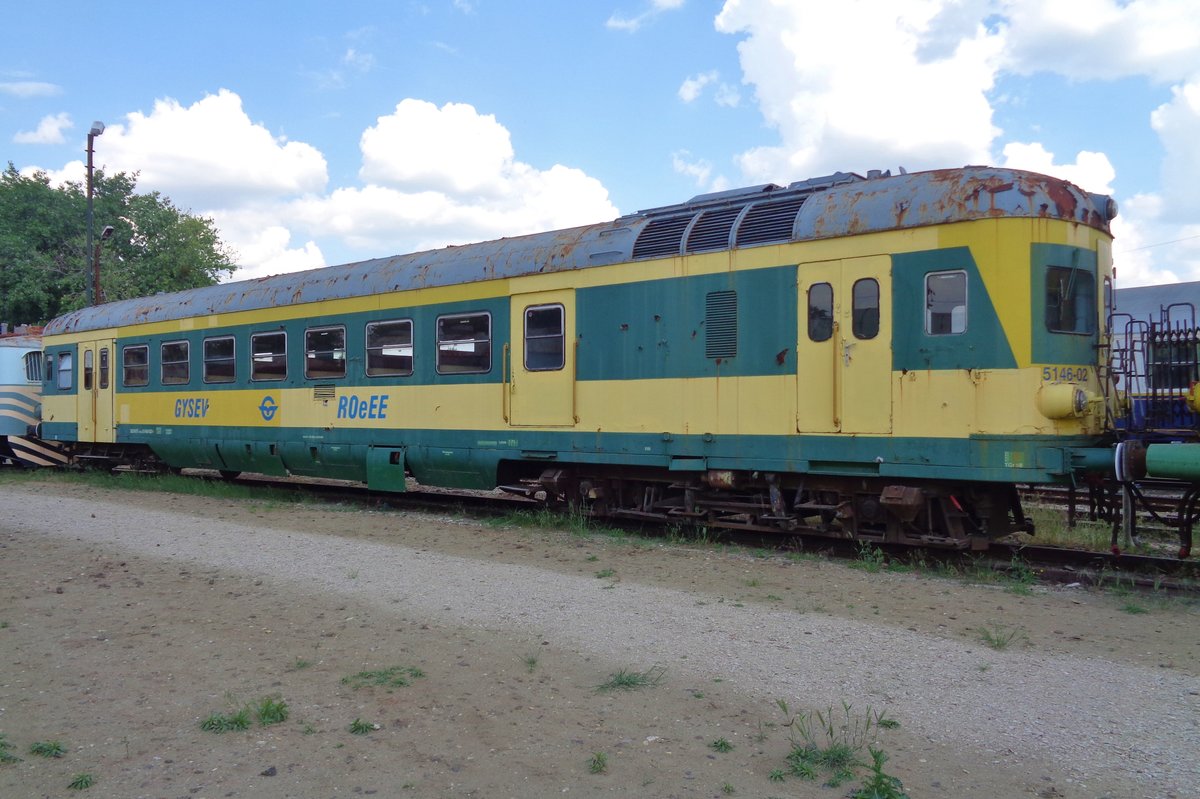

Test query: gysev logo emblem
[259,395,279,422]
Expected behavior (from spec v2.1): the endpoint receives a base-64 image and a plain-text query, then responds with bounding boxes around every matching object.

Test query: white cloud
[712,0,1200,285]
[997,0,1200,82]
[14,112,72,144]
[343,47,376,73]
[999,142,1116,195]
[672,150,713,185]
[0,81,61,98]
[608,0,686,32]
[715,0,1002,183]
[21,91,618,281]
[679,71,718,103]
[301,100,618,255]
[714,83,741,108]
[359,99,514,196]
[91,90,328,208]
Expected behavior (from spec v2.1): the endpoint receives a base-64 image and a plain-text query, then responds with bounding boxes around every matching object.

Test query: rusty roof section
[45,165,1115,335]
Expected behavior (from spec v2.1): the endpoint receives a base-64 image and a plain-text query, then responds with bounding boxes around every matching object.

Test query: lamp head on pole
[89,121,105,137]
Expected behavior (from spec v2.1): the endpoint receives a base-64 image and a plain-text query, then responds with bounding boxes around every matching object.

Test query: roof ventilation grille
[686,207,744,254]
[735,197,807,247]
[632,215,692,260]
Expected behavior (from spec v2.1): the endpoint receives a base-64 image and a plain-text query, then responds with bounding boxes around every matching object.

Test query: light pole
[85,120,104,306]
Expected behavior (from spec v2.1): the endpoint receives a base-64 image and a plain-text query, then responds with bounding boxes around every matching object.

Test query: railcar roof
[45,166,1116,336]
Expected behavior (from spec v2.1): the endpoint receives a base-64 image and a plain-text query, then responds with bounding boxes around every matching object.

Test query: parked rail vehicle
[39,166,1123,548]
[0,330,67,467]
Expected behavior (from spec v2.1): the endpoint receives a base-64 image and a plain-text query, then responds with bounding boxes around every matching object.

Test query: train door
[796,257,892,434]
[76,339,116,443]
[507,290,577,427]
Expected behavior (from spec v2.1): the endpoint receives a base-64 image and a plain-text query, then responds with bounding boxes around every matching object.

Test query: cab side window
[57,351,73,390]
[925,271,967,335]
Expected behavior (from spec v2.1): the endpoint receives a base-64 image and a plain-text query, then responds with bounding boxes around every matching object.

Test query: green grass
[0,733,22,764]
[341,665,425,690]
[1120,601,1149,614]
[0,468,320,507]
[255,696,289,726]
[848,543,888,573]
[588,751,607,774]
[851,747,911,799]
[710,737,734,753]
[200,707,252,733]
[775,701,897,788]
[348,718,376,735]
[977,623,1023,651]
[521,653,539,673]
[68,773,96,790]
[29,740,67,758]
[595,665,666,694]
[594,568,615,579]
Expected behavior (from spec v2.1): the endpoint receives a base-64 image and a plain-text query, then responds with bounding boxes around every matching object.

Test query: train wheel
[218,470,241,481]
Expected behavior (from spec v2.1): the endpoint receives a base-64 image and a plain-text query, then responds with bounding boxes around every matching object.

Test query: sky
[2,0,1199,287]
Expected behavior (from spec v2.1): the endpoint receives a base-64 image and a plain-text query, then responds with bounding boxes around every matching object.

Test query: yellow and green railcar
[40,166,1117,546]
[1,332,67,467]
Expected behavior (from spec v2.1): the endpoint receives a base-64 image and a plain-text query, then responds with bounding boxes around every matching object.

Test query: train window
[1046,266,1096,334]
[705,291,737,358]
[852,279,879,339]
[925,271,967,335]
[83,349,94,391]
[436,313,491,374]
[57,351,72,390]
[808,283,833,342]
[251,332,287,381]
[161,341,190,385]
[366,319,413,377]
[204,336,236,383]
[305,327,346,379]
[524,305,564,371]
[24,352,42,383]
[122,345,149,387]
[99,348,109,390]
[1103,277,1114,335]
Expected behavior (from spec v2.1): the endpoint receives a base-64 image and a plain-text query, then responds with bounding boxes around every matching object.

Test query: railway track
[177,469,1199,593]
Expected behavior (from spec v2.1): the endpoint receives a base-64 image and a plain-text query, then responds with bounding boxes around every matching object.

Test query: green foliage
[849,543,888,573]
[709,737,734,753]
[587,751,608,773]
[0,733,22,764]
[0,164,236,325]
[341,665,425,690]
[978,622,1023,651]
[777,701,898,787]
[851,747,911,799]
[68,772,96,790]
[255,696,289,726]
[200,707,252,733]
[594,666,666,693]
[348,718,376,735]
[29,740,66,758]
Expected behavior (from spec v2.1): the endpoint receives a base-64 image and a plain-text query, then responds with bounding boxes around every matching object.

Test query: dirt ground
[0,475,1197,799]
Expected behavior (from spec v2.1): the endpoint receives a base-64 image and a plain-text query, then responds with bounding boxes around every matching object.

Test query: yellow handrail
[501,342,510,423]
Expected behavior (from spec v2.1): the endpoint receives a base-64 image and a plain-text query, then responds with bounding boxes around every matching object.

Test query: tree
[0,163,237,325]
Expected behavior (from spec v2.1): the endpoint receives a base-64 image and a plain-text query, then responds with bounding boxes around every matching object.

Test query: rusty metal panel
[45,166,1115,337]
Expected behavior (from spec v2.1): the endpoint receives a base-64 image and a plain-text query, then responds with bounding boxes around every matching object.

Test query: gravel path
[7,488,1198,796]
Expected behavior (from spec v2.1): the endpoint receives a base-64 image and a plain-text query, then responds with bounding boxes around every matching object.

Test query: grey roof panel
[45,166,1115,336]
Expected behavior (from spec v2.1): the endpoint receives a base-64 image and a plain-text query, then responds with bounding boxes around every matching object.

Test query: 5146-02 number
[1041,366,1089,382]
